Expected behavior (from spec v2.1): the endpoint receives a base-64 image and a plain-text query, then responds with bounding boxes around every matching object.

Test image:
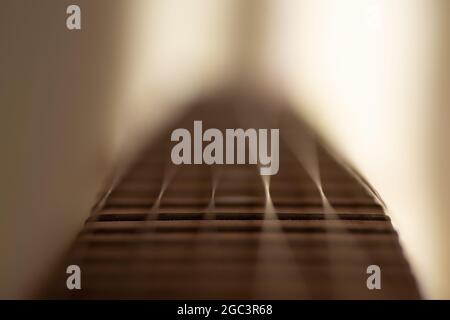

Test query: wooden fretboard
[45,93,420,299]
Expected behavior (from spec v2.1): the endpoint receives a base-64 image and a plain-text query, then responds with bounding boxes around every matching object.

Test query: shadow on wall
[0,0,128,298]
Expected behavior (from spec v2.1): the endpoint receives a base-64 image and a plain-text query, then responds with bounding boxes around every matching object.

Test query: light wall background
[0,0,449,298]
[262,0,450,298]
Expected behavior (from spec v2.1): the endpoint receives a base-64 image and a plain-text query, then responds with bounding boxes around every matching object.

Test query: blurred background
[0,0,449,299]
